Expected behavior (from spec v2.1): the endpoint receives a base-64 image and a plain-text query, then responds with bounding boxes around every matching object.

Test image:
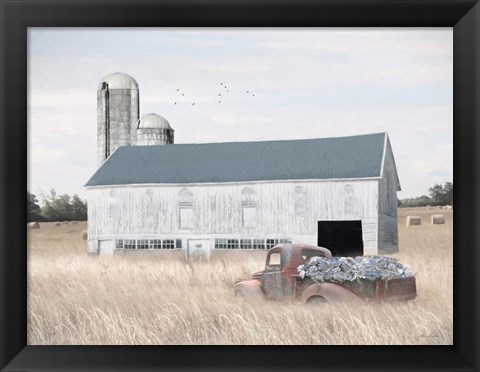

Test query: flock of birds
[173,82,256,106]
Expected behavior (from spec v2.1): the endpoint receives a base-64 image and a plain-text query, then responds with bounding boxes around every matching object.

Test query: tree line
[27,189,87,222]
[399,182,453,208]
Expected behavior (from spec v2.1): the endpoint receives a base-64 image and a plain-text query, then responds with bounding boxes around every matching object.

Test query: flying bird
[192,102,195,106]
[219,93,221,96]
[220,83,223,85]
[227,90,229,92]
[182,93,184,96]
[246,91,249,94]
[174,102,177,105]
[218,100,221,103]
[177,89,180,91]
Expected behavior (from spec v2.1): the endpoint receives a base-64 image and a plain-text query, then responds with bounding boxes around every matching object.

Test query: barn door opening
[317,220,363,257]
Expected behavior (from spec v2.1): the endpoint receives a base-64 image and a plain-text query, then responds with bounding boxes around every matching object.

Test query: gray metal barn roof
[86,133,387,186]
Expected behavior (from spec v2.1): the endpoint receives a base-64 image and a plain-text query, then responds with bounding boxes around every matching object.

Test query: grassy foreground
[27,207,452,345]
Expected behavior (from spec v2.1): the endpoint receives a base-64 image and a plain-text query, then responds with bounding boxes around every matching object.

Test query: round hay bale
[446,205,453,210]
[27,222,40,229]
[62,221,69,225]
[406,216,421,227]
[71,221,78,225]
[54,222,61,226]
[82,230,88,240]
[431,214,445,225]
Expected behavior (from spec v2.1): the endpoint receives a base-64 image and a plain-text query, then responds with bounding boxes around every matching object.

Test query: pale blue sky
[28,28,453,200]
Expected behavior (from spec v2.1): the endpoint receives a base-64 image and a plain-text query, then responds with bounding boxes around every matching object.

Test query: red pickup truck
[234,244,417,304]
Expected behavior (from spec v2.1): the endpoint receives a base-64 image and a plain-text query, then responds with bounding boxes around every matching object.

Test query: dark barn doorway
[317,220,364,257]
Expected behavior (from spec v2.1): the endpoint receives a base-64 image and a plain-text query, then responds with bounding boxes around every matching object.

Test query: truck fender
[301,282,362,304]
[233,280,265,302]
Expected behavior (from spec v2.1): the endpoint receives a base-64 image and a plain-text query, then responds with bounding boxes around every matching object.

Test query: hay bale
[431,214,445,225]
[446,205,453,210]
[54,222,61,226]
[406,216,421,226]
[71,221,78,225]
[62,221,69,225]
[82,230,88,240]
[27,222,40,229]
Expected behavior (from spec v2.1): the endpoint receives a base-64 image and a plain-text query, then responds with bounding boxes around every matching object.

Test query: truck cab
[252,244,332,301]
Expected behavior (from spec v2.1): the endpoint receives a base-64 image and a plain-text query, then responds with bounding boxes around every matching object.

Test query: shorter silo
[135,113,174,146]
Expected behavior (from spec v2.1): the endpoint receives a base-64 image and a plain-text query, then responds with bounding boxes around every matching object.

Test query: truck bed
[297,275,417,302]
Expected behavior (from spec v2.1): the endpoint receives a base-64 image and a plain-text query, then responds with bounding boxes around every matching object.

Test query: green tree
[41,188,59,221]
[71,194,88,221]
[27,191,42,222]
[428,182,453,206]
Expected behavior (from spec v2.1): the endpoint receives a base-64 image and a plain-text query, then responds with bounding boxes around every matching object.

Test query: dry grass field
[27,207,452,345]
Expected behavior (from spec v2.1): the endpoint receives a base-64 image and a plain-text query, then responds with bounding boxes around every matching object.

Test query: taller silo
[97,72,139,166]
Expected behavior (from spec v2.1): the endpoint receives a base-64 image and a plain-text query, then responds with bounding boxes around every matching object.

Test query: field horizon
[27,207,453,345]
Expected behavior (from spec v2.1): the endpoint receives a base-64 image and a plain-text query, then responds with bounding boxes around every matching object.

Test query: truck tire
[234,290,245,297]
[306,295,328,305]
[301,283,362,304]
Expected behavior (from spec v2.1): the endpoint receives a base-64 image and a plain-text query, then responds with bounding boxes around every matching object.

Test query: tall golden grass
[27,207,452,345]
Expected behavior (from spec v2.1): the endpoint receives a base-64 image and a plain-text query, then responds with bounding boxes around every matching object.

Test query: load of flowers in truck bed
[297,256,413,283]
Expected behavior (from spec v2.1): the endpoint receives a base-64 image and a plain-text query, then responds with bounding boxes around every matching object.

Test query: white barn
[85,133,401,257]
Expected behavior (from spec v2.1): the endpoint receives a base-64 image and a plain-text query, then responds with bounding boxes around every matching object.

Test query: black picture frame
[1,1,478,371]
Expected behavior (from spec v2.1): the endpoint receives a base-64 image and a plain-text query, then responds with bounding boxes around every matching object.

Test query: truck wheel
[307,296,328,305]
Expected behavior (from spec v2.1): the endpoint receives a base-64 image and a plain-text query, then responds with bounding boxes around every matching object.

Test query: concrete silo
[97,72,140,166]
[135,113,174,146]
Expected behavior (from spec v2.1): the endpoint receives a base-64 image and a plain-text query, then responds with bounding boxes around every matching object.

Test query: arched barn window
[344,184,355,216]
[241,187,258,228]
[178,188,194,230]
[108,189,120,220]
[145,189,155,220]
[294,186,306,217]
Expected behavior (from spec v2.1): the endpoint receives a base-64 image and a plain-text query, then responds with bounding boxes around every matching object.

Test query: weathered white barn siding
[377,138,400,253]
[87,179,379,253]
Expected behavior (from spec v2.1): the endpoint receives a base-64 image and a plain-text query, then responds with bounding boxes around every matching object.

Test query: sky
[28,28,453,201]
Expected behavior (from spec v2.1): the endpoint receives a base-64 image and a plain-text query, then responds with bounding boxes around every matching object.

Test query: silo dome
[137,113,173,130]
[97,72,139,90]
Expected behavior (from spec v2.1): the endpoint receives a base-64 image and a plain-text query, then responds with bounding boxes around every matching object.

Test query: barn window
[253,239,266,249]
[241,188,258,228]
[162,239,174,249]
[240,239,252,249]
[266,239,277,249]
[227,239,239,249]
[124,239,136,249]
[175,239,183,249]
[137,240,149,249]
[294,186,306,217]
[178,188,194,230]
[150,239,162,249]
[115,240,124,249]
[215,238,227,249]
[344,184,355,216]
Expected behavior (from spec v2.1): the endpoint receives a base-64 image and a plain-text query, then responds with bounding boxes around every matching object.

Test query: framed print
[1,0,479,371]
